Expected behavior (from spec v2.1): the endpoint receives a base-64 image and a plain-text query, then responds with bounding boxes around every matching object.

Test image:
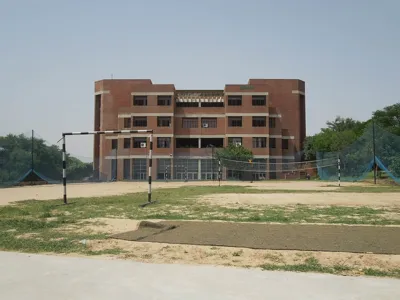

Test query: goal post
[61,129,154,205]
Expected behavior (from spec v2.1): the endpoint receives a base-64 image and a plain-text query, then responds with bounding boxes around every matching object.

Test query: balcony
[175,106,225,115]
[174,148,213,158]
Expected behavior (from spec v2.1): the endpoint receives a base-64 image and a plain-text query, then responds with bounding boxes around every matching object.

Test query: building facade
[93,78,306,181]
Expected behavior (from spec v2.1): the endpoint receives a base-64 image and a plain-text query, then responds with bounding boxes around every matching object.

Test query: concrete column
[198,159,201,180]
[198,138,201,148]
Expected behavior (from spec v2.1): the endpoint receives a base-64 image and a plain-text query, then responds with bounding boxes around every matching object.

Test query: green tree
[0,133,93,185]
[325,116,366,134]
[216,144,253,161]
[372,103,400,136]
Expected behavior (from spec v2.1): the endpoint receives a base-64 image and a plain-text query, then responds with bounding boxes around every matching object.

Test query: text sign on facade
[240,85,254,90]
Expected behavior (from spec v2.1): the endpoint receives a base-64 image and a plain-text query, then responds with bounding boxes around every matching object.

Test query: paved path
[0,251,399,300]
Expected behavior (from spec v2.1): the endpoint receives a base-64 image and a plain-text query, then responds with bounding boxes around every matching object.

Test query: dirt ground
[200,193,400,207]
[65,218,400,273]
[3,181,400,274]
[0,180,375,205]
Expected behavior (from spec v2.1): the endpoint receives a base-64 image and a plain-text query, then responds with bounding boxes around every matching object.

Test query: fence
[317,122,400,183]
[1,124,399,187]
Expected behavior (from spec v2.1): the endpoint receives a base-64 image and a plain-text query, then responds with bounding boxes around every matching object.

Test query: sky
[0,0,399,159]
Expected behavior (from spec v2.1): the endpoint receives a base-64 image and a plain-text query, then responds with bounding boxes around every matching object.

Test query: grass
[0,184,399,278]
[260,257,400,278]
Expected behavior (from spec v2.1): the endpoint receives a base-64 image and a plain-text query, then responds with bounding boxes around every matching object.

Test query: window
[157,95,171,106]
[252,95,266,106]
[269,117,276,128]
[228,137,242,145]
[252,116,266,127]
[132,159,147,180]
[228,117,242,127]
[133,117,147,127]
[269,138,276,149]
[282,159,290,171]
[176,102,198,107]
[157,137,171,148]
[201,102,224,107]
[157,117,171,127]
[157,159,171,180]
[282,139,289,150]
[227,95,242,106]
[182,118,198,128]
[133,137,147,148]
[252,137,267,148]
[123,118,131,128]
[176,138,199,148]
[133,96,147,106]
[123,138,131,149]
[111,139,118,150]
[123,159,131,180]
[201,159,218,180]
[201,118,217,128]
[173,158,199,180]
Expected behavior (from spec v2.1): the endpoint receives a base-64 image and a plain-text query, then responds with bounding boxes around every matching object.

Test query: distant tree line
[0,134,92,185]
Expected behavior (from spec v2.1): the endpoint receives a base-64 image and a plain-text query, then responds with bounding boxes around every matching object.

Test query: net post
[147,133,153,203]
[372,121,377,184]
[62,134,67,204]
[337,156,341,187]
[218,159,221,187]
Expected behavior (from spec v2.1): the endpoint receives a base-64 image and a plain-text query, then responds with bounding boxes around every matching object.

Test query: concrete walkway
[0,251,399,300]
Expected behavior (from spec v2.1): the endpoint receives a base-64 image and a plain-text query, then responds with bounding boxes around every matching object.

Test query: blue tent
[14,169,57,186]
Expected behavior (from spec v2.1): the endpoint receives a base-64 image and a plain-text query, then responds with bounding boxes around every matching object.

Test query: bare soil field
[0,180,373,205]
[200,193,400,207]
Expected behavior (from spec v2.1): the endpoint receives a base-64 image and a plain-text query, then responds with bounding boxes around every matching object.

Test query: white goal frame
[61,130,154,204]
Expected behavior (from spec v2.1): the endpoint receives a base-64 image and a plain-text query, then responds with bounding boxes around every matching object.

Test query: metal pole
[62,134,67,204]
[218,159,221,187]
[147,134,153,203]
[372,121,377,184]
[338,156,341,187]
[31,130,34,170]
[115,140,118,181]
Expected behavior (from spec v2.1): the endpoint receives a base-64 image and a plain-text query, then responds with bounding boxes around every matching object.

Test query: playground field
[0,180,397,206]
[1,180,400,278]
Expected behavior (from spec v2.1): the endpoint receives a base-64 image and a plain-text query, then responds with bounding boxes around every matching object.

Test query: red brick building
[93,78,306,181]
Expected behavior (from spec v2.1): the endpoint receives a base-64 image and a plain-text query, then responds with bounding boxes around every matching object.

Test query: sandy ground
[58,218,400,274]
[200,193,400,207]
[0,180,375,205]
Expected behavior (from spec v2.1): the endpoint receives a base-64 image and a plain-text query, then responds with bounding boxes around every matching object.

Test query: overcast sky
[1,0,399,159]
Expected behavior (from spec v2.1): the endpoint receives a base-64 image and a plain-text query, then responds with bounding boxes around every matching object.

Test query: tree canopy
[0,134,92,185]
[304,103,400,179]
[216,144,253,162]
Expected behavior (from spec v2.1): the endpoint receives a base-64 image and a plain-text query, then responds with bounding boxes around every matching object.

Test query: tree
[304,103,400,182]
[215,144,253,161]
[0,133,92,185]
[372,103,400,136]
[325,116,366,134]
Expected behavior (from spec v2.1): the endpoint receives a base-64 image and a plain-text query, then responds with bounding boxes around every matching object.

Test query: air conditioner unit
[235,142,242,147]
[140,142,147,148]
[202,123,208,128]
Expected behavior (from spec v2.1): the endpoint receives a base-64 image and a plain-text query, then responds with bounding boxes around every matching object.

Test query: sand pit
[200,193,400,207]
[0,180,374,205]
